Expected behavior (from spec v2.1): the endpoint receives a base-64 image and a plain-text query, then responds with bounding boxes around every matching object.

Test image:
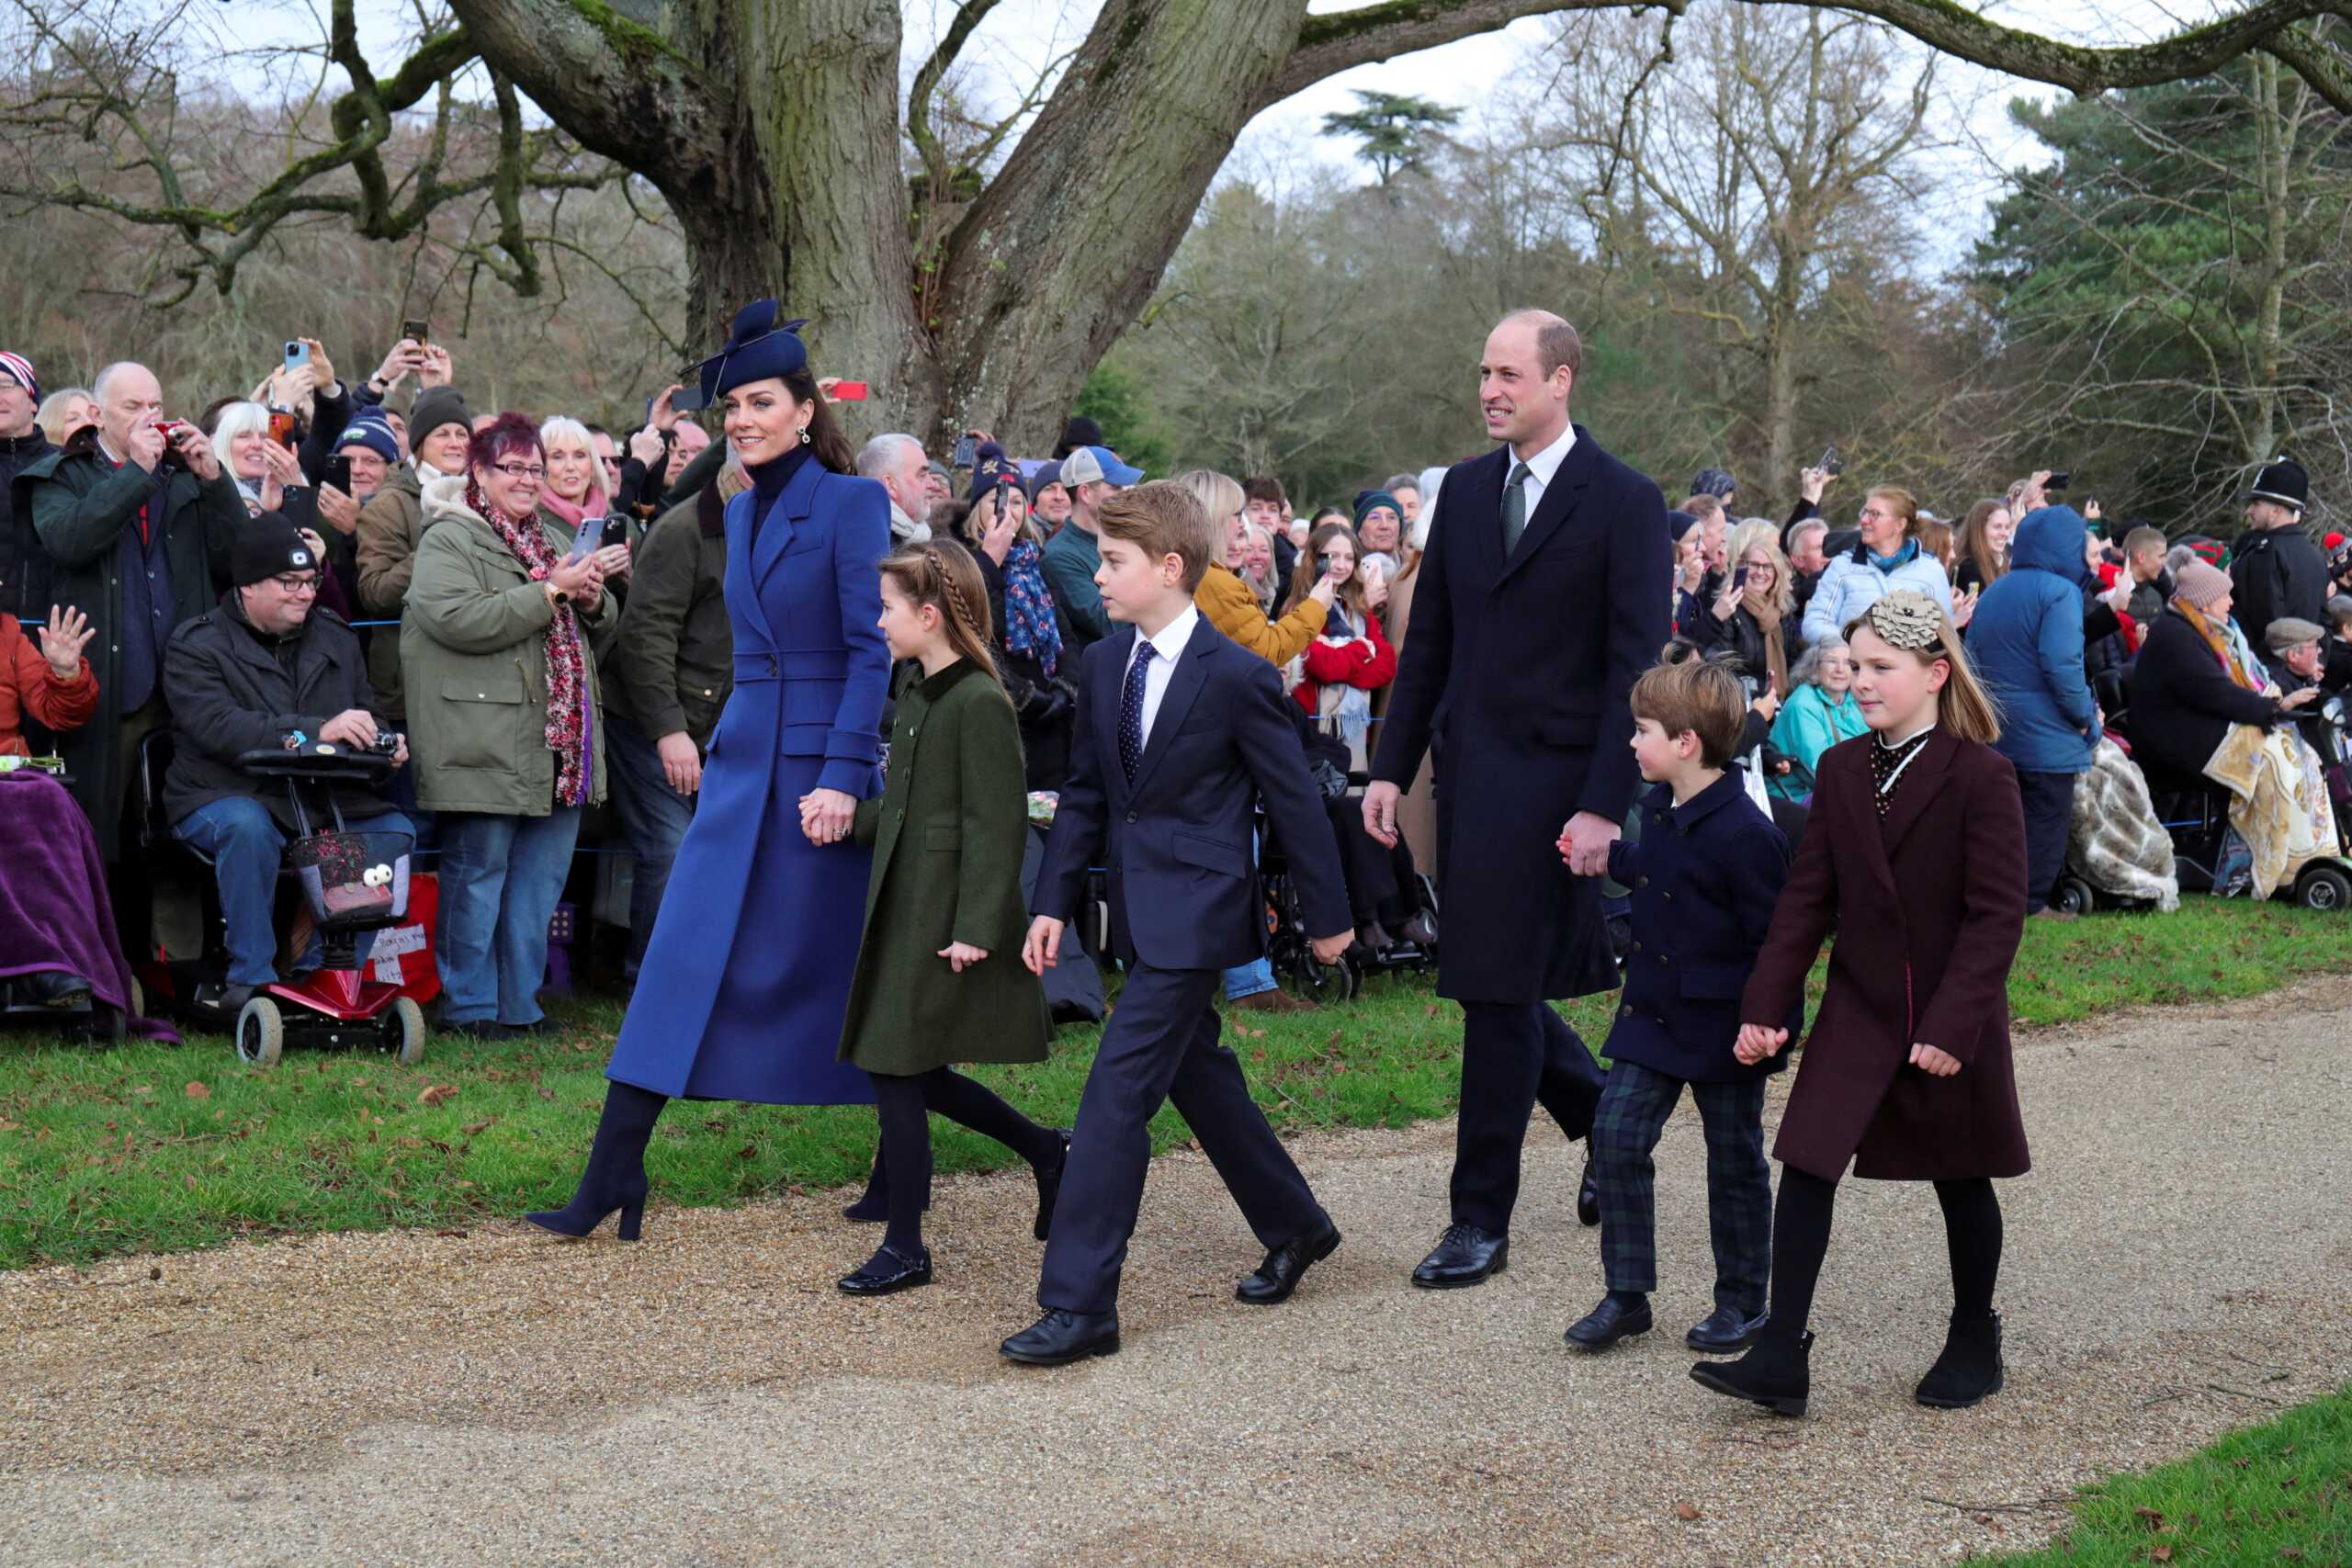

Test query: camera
[1818,445,1843,477]
[365,730,403,758]
[2045,469,2072,491]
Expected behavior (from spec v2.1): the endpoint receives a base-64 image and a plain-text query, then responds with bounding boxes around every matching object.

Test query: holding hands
[1733,1023,1788,1066]
[798,786,855,845]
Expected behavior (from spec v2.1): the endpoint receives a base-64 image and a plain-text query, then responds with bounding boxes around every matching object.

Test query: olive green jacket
[400,472,611,816]
[355,463,427,720]
[838,659,1049,1075]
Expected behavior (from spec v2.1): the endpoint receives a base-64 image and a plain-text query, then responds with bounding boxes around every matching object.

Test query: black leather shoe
[1001,1308,1121,1366]
[1577,1150,1602,1227]
[1915,1311,2005,1409]
[192,981,257,1019]
[1564,1294,1653,1350]
[1032,1129,1073,1242]
[1686,1305,1770,1353]
[836,1244,933,1296]
[1410,1224,1509,1288]
[1690,1329,1815,1417]
[1235,1220,1340,1304]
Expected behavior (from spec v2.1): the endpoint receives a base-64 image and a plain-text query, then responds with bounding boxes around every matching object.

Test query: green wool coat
[837,658,1050,1076]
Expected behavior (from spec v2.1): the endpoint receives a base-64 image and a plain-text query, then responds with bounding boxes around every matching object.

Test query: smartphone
[401,319,428,346]
[951,432,978,468]
[267,408,299,449]
[830,380,869,401]
[283,340,310,373]
[601,517,628,549]
[671,373,710,414]
[1733,565,1750,591]
[568,516,602,562]
[1819,445,1843,477]
[2045,469,2072,491]
[322,454,353,495]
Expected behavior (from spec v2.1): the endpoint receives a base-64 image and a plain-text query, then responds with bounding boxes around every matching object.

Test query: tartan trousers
[1591,1059,1771,1314]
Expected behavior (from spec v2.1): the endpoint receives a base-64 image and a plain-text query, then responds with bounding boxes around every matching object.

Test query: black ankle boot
[1915,1311,2004,1409]
[526,1081,666,1240]
[1690,1327,1815,1417]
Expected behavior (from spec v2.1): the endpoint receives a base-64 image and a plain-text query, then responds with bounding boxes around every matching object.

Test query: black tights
[872,1068,1062,1254]
[1767,1168,2002,1335]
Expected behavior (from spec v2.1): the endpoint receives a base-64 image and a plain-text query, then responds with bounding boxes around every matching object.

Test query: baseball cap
[1058,444,1143,488]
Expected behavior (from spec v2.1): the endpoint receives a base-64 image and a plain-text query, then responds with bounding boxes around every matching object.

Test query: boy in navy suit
[1562,646,1800,1355]
[1007,482,1355,1366]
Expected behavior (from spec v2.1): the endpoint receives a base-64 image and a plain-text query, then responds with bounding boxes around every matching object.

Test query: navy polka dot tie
[1119,641,1157,782]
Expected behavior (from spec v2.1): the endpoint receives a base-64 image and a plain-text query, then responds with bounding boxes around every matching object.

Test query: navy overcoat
[605,457,890,1104]
[1603,772,1800,1083]
[1370,427,1670,1002]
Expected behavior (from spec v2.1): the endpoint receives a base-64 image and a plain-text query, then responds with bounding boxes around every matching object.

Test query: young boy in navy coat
[1007,482,1355,1367]
[1563,645,1801,1355]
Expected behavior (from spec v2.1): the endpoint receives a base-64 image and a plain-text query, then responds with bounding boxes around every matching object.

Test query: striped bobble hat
[0,352,36,401]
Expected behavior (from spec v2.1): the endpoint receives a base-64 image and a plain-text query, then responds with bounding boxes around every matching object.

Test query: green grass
[1973,1382,2351,1565]
[2,899,2349,1270]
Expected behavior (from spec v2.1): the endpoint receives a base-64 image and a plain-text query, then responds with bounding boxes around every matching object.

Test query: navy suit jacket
[1034,614,1350,970]
[1603,772,1800,1083]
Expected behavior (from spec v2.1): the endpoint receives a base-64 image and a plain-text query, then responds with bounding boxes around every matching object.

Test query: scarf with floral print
[467,477,591,806]
[1001,536,1062,678]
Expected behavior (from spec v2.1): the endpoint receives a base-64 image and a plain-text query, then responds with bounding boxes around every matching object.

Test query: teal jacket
[1770,682,1869,800]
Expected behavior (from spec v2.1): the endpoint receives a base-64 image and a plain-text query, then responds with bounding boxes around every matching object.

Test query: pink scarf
[466,478,591,806]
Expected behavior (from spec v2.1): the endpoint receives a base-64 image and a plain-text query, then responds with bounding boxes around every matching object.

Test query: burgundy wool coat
[1739,728,2032,1182]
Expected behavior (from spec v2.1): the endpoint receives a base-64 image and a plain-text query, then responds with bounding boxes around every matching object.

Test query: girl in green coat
[825,537,1065,1297]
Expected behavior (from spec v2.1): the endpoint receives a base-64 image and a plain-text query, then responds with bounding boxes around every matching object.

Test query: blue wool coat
[605,457,891,1104]
[1969,506,2098,775]
[1603,772,1799,1083]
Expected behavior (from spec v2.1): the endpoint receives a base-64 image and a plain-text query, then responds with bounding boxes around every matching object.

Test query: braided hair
[878,536,1008,699]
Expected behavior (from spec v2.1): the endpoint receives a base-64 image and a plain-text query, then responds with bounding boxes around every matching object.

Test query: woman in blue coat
[1966,504,2098,916]
[527,301,892,1240]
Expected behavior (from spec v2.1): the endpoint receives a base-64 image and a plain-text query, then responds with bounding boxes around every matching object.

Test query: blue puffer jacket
[1968,505,2098,774]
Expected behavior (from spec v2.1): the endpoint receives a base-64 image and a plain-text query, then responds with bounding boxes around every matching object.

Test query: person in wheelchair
[160,513,413,1018]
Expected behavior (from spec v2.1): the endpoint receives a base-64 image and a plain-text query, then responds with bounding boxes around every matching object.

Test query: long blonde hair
[1287,520,1371,620]
[1727,520,1793,615]
[1843,602,2002,745]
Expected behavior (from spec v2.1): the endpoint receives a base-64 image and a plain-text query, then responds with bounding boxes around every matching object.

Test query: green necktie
[1502,462,1532,554]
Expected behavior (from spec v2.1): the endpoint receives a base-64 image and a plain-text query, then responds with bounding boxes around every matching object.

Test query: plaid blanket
[2071,737,2179,910]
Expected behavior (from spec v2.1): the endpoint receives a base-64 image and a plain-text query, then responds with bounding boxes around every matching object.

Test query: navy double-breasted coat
[1370,427,1670,1002]
[1603,772,1800,1083]
[605,457,891,1104]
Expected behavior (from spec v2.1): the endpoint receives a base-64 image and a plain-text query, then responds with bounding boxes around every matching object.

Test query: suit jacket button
[1618,1005,1631,1019]
[1125,811,1138,824]
[1629,941,1641,953]
[1636,875,1648,887]
[1662,891,1673,902]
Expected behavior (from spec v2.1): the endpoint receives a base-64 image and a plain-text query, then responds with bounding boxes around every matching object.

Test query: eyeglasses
[492,462,548,480]
[271,574,321,595]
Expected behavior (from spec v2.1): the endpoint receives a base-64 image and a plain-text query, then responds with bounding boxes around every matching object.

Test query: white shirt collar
[1137,603,1200,666]
[1512,422,1577,487]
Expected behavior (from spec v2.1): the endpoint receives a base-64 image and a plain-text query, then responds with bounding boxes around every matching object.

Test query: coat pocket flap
[441,677,525,705]
[924,824,961,852]
[1679,964,1751,1001]
[1171,830,1246,877]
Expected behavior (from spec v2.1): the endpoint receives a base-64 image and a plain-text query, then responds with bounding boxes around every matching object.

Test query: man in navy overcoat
[1363,309,1670,1287]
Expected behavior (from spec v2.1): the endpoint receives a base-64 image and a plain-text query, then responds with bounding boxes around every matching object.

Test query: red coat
[0,612,98,756]
[1740,728,2031,1182]
[1291,605,1396,717]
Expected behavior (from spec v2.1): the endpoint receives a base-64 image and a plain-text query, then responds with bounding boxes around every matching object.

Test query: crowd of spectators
[0,326,2340,1033]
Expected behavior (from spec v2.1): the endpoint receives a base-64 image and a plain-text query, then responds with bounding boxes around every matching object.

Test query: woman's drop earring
[799,425,811,446]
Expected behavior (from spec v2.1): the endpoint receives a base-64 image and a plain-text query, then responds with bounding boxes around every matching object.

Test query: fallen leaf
[1674,1503,1702,1522]
[460,1120,495,1136]
[2152,1548,2173,1563]
[184,1081,211,1100]
[415,1084,458,1108]
[148,1266,162,1280]
[2134,1507,2165,1529]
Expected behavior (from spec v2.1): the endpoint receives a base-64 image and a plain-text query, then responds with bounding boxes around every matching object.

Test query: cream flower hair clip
[1868,589,1945,651]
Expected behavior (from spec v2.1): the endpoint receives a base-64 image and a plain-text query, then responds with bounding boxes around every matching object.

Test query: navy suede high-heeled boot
[526,1081,667,1240]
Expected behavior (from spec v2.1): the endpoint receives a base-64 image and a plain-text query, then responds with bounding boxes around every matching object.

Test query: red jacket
[1291,604,1396,717]
[0,612,98,756]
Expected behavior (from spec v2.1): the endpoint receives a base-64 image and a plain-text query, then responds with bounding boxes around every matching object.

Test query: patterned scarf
[1001,536,1063,678]
[467,477,591,806]
[2177,601,2257,692]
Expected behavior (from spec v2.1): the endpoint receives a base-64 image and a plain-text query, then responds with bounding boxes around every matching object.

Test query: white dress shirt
[1507,421,1578,522]
[1122,603,1200,750]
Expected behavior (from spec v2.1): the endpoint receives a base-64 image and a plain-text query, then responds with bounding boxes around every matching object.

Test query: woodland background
[3,3,2346,532]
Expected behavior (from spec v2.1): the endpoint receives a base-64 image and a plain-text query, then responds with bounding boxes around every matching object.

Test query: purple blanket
[0,771,179,1042]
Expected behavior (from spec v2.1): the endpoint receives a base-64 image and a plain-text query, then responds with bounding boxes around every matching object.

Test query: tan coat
[355,464,428,719]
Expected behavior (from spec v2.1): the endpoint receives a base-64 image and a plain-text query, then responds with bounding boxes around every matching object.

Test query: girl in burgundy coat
[1691,589,2029,1419]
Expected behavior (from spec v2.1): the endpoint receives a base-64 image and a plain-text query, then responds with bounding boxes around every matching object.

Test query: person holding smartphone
[1285,521,1396,775]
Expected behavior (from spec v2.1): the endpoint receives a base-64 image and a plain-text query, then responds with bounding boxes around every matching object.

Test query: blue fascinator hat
[693,299,810,408]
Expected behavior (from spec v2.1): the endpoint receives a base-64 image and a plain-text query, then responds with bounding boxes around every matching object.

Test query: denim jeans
[174,795,414,986]
[1222,826,1277,1000]
[602,715,697,983]
[434,807,581,1026]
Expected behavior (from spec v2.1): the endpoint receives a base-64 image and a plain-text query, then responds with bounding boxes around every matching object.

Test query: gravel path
[5,979,2349,1566]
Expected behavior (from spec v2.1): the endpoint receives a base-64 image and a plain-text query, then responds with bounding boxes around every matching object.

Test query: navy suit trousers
[1452,1001,1606,1235]
[1037,964,1325,1314]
